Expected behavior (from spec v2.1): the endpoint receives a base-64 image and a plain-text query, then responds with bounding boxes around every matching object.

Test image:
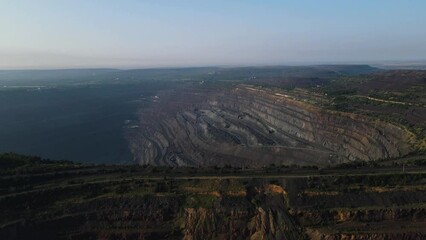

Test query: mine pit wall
[0,183,303,240]
[291,208,426,224]
[228,87,414,161]
[127,85,415,166]
[1,174,424,239]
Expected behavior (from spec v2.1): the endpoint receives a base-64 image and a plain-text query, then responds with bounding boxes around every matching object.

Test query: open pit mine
[126,84,415,167]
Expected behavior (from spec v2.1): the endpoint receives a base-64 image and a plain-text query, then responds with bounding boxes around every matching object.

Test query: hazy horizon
[1,0,426,69]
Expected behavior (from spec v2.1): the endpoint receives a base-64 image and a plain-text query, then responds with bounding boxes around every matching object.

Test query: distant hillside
[0,65,380,86]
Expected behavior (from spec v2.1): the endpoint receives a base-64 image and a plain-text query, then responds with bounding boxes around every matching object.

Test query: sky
[1,0,426,69]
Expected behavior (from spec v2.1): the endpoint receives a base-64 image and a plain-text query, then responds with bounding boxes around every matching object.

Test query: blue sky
[1,0,425,69]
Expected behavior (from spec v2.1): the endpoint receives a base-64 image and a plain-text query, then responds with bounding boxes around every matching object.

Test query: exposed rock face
[181,184,300,240]
[127,85,414,166]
